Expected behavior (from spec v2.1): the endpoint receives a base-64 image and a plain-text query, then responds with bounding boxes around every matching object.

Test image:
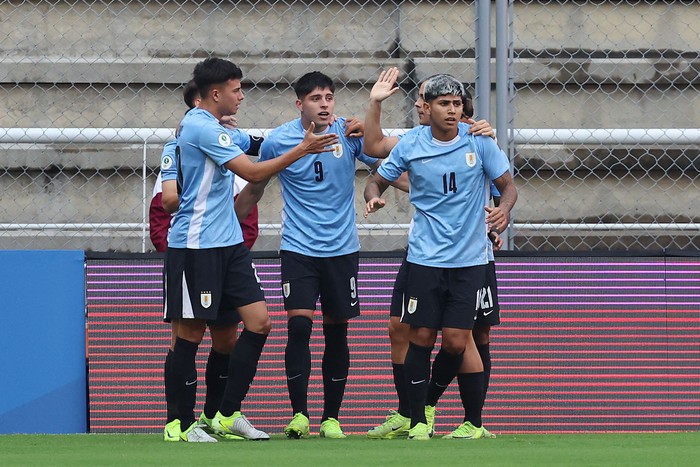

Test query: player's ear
[295,99,303,112]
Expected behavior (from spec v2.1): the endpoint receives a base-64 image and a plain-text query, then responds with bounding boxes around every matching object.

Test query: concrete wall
[1,1,698,251]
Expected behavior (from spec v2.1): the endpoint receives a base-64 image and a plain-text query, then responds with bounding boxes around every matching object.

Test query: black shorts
[389,254,408,318]
[280,250,360,321]
[401,262,487,330]
[475,261,500,327]
[164,243,265,325]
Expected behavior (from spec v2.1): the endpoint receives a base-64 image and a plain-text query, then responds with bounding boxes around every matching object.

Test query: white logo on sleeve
[161,155,173,170]
[218,132,232,147]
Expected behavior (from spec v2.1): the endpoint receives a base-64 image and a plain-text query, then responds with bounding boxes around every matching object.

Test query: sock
[285,316,313,417]
[457,372,485,427]
[321,323,349,422]
[164,350,179,423]
[167,337,199,428]
[203,348,230,419]
[392,363,410,418]
[477,343,492,396]
[426,348,464,407]
[218,329,267,416]
[404,342,433,427]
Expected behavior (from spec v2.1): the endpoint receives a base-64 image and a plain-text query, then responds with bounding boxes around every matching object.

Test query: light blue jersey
[260,117,377,256]
[166,108,247,249]
[160,128,251,184]
[378,122,510,268]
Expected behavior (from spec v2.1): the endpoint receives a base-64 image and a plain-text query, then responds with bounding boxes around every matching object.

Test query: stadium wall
[85,252,700,435]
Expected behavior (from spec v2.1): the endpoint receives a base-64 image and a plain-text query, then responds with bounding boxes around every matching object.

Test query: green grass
[1,432,698,466]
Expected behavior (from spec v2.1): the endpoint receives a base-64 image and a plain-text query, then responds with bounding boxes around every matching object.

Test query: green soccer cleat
[442,421,485,440]
[319,417,346,439]
[180,420,218,442]
[407,422,430,441]
[163,419,182,442]
[284,412,310,439]
[212,411,270,440]
[367,410,410,439]
[424,405,436,438]
[199,413,244,440]
[482,426,497,438]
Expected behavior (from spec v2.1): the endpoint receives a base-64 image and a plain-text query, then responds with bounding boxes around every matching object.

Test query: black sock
[321,323,349,422]
[392,363,410,418]
[426,348,463,407]
[404,342,433,427]
[285,316,313,417]
[203,348,230,419]
[477,343,492,396]
[167,337,199,428]
[457,372,485,427]
[164,350,179,423]
[219,329,267,416]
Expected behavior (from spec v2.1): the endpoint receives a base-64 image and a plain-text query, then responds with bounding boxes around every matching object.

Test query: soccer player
[363,67,501,439]
[150,81,261,253]
[163,58,338,442]
[364,74,517,440]
[235,71,381,439]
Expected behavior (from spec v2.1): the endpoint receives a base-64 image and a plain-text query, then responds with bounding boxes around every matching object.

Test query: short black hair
[193,58,243,98]
[182,79,199,110]
[462,87,474,119]
[294,71,335,99]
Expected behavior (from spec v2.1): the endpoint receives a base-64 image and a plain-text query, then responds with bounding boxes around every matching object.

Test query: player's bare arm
[225,122,338,183]
[161,179,179,214]
[234,181,265,222]
[363,172,392,217]
[486,171,518,234]
[364,67,401,158]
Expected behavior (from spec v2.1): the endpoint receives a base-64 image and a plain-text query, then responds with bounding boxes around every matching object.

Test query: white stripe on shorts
[181,271,194,319]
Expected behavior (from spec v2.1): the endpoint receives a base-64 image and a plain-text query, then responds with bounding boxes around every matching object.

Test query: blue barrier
[0,250,86,434]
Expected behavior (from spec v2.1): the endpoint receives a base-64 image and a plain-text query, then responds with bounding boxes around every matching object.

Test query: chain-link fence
[1,0,698,252]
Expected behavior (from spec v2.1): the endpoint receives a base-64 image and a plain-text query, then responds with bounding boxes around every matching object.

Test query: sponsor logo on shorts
[407,296,418,314]
[283,281,291,298]
[200,291,212,309]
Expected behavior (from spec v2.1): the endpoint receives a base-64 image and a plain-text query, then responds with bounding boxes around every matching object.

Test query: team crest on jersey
[218,132,232,147]
[200,291,212,309]
[161,154,173,170]
[332,144,343,158]
[466,152,477,167]
[407,296,418,314]
[283,281,291,298]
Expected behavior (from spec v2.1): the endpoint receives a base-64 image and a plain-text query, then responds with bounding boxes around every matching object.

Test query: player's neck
[198,101,223,121]
[300,116,329,133]
[430,126,458,142]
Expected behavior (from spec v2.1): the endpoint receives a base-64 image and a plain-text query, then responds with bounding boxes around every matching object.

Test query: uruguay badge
[466,152,476,167]
[200,291,212,308]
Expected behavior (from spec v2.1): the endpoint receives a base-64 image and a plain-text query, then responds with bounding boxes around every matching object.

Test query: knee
[247,315,272,335]
[388,318,409,344]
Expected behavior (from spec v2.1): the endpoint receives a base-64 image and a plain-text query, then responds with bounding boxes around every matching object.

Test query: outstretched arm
[225,122,338,183]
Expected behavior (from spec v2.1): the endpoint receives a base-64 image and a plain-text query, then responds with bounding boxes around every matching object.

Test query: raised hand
[370,67,401,103]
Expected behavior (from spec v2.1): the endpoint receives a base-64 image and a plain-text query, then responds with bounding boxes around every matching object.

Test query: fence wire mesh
[0,0,698,252]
